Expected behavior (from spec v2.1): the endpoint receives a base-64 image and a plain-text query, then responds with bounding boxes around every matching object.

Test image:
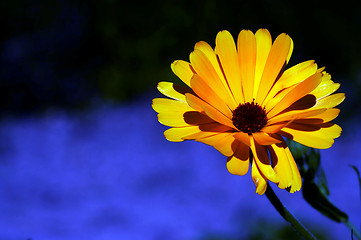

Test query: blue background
[0,1,360,239]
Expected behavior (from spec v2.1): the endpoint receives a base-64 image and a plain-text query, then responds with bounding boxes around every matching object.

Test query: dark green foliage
[288,140,348,223]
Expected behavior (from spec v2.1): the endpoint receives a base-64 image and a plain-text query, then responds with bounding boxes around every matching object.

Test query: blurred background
[0,0,360,239]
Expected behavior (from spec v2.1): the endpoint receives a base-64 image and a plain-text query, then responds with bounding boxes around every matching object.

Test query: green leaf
[288,140,348,223]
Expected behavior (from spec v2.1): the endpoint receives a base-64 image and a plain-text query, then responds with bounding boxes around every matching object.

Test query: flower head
[152,29,344,194]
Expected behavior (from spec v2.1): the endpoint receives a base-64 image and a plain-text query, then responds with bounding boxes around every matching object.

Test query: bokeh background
[1,0,360,239]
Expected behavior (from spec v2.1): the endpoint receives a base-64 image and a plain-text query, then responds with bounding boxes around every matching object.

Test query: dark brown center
[232,101,268,135]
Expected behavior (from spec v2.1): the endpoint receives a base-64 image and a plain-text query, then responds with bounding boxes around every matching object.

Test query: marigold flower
[152,29,344,194]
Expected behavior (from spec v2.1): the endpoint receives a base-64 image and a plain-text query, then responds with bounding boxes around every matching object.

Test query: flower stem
[345,220,361,240]
[265,183,317,240]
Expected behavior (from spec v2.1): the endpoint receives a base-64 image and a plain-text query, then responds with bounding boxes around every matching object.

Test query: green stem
[345,220,361,240]
[265,183,317,240]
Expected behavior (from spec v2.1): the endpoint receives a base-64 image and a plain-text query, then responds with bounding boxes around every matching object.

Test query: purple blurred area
[0,94,359,240]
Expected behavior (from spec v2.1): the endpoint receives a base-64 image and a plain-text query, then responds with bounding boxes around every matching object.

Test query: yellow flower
[152,29,344,195]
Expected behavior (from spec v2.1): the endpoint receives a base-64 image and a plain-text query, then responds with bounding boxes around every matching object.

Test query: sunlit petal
[254,29,272,99]
[251,161,268,195]
[152,98,194,113]
[250,137,279,183]
[256,33,292,105]
[227,141,250,175]
[216,30,244,104]
[171,60,195,86]
[269,143,293,189]
[238,30,256,102]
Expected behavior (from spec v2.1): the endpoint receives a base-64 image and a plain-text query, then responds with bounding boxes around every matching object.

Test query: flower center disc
[232,101,268,135]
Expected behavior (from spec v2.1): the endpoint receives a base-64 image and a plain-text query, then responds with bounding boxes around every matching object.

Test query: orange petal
[185,93,235,129]
[256,33,292,105]
[262,121,293,134]
[197,132,238,157]
[254,29,272,99]
[194,41,237,108]
[267,108,326,126]
[251,161,268,195]
[250,137,279,183]
[264,85,296,112]
[226,141,250,176]
[264,60,317,106]
[216,30,244,104]
[238,30,256,102]
[184,93,205,112]
[269,143,293,189]
[267,72,322,118]
[234,131,251,146]
[252,132,282,145]
[190,74,233,118]
[190,49,237,109]
[284,144,302,193]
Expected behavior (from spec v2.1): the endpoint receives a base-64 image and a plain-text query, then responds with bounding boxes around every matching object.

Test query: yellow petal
[164,126,201,142]
[267,72,322,118]
[280,123,341,149]
[313,93,345,109]
[157,111,214,127]
[216,30,244,104]
[238,30,256,102]
[264,60,317,106]
[201,102,235,129]
[194,41,237,108]
[267,108,326,126]
[184,123,234,140]
[194,41,219,65]
[190,74,233,118]
[152,98,194,113]
[226,141,250,175]
[164,122,233,142]
[262,121,293,134]
[279,60,317,87]
[305,108,340,123]
[184,93,205,112]
[287,37,294,64]
[311,82,340,100]
[254,29,272,99]
[197,132,238,157]
[320,71,331,81]
[284,145,302,193]
[250,137,279,183]
[252,132,282,145]
[171,60,194,87]
[251,161,268,195]
[256,33,292,105]
[157,81,193,102]
[190,49,236,109]
[234,131,251,146]
[269,143,293,189]
[265,85,296,112]
[185,93,235,129]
